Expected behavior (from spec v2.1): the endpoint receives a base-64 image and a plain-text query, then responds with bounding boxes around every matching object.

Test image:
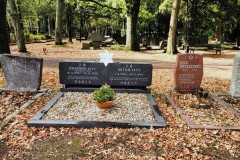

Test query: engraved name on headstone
[174,53,203,93]
[230,53,240,97]
[107,63,152,87]
[59,62,106,86]
[0,54,43,91]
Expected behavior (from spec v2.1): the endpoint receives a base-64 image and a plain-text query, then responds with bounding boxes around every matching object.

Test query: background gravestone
[230,54,240,97]
[91,33,104,42]
[174,53,203,93]
[220,37,225,44]
[81,43,90,50]
[0,54,43,91]
[236,37,240,47]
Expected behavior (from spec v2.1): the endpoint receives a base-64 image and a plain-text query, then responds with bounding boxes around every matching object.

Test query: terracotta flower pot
[96,101,114,109]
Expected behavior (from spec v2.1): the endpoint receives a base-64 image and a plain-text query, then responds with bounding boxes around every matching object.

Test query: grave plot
[0,54,46,128]
[165,53,240,130]
[210,54,240,116]
[28,61,166,128]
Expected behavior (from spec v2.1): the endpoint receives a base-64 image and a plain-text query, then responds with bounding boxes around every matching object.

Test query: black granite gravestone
[59,62,106,86]
[107,63,152,87]
[59,61,152,88]
[0,54,43,91]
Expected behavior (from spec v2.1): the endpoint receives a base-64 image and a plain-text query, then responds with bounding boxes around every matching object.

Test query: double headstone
[59,61,152,88]
[230,54,240,97]
[0,54,43,91]
[174,53,203,93]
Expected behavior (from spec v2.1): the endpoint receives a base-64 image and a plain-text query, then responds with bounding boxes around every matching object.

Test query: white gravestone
[230,54,240,97]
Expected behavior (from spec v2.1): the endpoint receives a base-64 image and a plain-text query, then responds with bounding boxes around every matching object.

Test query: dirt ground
[0,40,239,159]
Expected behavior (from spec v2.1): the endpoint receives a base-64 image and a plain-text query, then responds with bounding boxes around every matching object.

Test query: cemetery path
[9,41,236,72]
[42,56,233,71]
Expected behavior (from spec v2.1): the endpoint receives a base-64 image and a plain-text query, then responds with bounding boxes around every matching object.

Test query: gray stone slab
[91,33,104,42]
[0,54,43,91]
[230,53,240,97]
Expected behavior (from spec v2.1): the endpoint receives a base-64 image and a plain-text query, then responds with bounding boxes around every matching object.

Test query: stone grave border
[0,89,46,130]
[211,94,240,116]
[28,88,166,128]
[164,92,240,130]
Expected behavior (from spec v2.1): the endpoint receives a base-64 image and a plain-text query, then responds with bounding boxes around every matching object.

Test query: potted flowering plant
[92,84,116,109]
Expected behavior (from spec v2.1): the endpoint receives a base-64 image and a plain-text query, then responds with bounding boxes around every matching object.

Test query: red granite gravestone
[174,53,203,93]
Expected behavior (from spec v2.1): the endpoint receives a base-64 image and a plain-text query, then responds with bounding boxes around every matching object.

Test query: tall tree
[7,0,27,52]
[55,0,64,45]
[125,0,141,51]
[0,0,10,54]
[66,3,72,43]
[166,0,181,54]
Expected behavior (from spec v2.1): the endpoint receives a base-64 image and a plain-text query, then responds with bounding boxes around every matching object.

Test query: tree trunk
[48,17,51,36]
[215,18,221,42]
[0,0,10,54]
[8,0,26,52]
[55,0,64,45]
[67,4,72,43]
[125,0,141,51]
[166,0,181,54]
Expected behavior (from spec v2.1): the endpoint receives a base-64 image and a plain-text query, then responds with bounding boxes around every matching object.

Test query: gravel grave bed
[0,91,36,121]
[174,94,240,127]
[43,92,156,122]
[218,96,240,111]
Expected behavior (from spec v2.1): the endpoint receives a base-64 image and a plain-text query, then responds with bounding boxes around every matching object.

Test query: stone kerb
[174,53,203,93]
[59,61,153,87]
[0,54,43,91]
[230,53,240,97]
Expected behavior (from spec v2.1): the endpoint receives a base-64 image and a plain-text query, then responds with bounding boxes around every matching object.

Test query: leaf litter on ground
[0,42,239,159]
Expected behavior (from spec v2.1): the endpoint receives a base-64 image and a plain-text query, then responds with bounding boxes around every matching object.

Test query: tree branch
[81,0,122,11]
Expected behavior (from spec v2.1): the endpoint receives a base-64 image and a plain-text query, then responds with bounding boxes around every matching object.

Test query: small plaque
[174,53,203,93]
